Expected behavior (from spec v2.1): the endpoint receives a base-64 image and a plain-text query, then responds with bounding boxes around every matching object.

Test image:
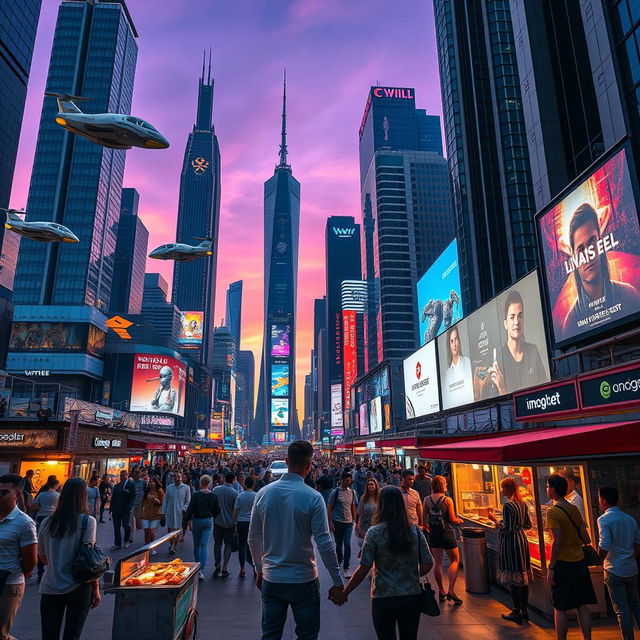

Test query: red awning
[418,422,640,463]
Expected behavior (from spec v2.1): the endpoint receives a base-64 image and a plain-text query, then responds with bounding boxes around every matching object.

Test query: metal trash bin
[461,527,489,594]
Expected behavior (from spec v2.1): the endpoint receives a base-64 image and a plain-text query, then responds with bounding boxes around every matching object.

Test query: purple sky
[11,0,443,420]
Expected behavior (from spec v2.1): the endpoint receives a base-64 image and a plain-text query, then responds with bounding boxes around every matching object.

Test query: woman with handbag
[355,478,380,546]
[487,476,533,624]
[342,486,433,640]
[38,477,101,640]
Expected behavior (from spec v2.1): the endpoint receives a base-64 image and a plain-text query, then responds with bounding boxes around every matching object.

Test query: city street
[12,518,618,640]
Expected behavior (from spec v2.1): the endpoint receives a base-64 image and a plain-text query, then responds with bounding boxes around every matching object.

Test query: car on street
[268,460,287,479]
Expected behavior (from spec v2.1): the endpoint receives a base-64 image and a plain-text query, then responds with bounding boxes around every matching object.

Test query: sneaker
[198,572,204,581]
[212,566,221,578]
[110,545,122,551]
[343,569,352,579]
[239,568,246,577]
[221,569,230,578]
[123,542,129,549]
[502,611,523,624]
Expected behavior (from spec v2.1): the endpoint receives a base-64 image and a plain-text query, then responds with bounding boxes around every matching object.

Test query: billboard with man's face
[538,147,640,346]
[130,354,186,417]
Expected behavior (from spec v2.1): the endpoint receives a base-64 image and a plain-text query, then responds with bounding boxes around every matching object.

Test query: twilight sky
[11,0,444,421]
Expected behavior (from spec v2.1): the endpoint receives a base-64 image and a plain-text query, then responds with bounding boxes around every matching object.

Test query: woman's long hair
[362,478,380,504]
[501,476,522,502]
[46,477,89,538]
[36,474,58,496]
[144,477,160,499]
[373,486,413,554]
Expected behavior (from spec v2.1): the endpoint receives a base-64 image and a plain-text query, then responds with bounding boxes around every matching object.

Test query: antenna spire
[208,46,212,84]
[278,69,288,167]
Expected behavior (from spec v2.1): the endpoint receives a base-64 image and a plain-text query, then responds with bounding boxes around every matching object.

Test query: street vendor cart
[107,531,199,640]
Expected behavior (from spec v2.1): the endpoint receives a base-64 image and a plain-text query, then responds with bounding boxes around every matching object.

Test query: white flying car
[3,209,79,243]
[148,238,214,262]
[46,92,170,150]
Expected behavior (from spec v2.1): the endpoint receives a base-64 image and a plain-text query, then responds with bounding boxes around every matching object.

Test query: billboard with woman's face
[437,318,474,411]
[537,147,640,346]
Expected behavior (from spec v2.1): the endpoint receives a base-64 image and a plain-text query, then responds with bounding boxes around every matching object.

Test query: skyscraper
[111,188,148,314]
[14,0,138,310]
[235,349,255,437]
[255,73,301,443]
[172,52,221,368]
[225,280,242,348]
[141,273,181,348]
[432,0,537,310]
[359,86,454,364]
[311,297,326,440]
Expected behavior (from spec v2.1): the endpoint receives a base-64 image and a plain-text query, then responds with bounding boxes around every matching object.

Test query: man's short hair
[503,290,524,320]
[340,471,352,480]
[598,486,618,506]
[547,473,568,498]
[402,469,414,478]
[224,471,236,484]
[287,440,314,468]
[558,469,578,484]
[0,473,24,491]
[417,465,426,473]
[244,476,255,489]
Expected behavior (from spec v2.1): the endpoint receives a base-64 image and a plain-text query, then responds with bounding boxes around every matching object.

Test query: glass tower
[255,74,301,442]
[13,0,138,311]
[225,280,242,348]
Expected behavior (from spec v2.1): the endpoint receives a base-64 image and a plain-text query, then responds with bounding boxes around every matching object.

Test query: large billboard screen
[178,311,204,347]
[437,271,550,411]
[330,383,343,433]
[130,354,187,417]
[359,403,369,436]
[417,239,464,345]
[271,324,290,357]
[403,340,440,419]
[271,364,289,397]
[342,310,358,410]
[538,147,640,346]
[369,396,383,433]
[9,322,82,351]
[271,398,288,428]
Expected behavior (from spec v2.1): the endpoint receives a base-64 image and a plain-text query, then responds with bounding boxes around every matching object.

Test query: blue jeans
[333,521,353,569]
[261,579,320,640]
[191,517,213,572]
[604,571,640,640]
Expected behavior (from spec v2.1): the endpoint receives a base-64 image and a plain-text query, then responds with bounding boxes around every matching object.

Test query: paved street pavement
[13,516,619,639]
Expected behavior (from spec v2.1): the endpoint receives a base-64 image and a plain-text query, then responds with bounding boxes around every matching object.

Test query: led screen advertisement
[330,383,343,433]
[403,340,440,419]
[130,354,187,417]
[178,311,204,347]
[369,396,383,433]
[342,310,357,410]
[271,364,289,397]
[271,398,288,428]
[417,239,464,345]
[271,324,291,357]
[537,147,640,346]
[9,322,82,351]
[359,403,369,436]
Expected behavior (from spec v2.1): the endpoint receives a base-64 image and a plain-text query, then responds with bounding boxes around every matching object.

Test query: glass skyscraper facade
[14,0,138,310]
[225,280,242,348]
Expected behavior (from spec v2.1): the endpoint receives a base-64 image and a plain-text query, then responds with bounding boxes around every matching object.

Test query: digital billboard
[178,311,204,347]
[403,340,440,419]
[271,398,288,428]
[9,322,82,351]
[270,431,287,444]
[130,354,187,417]
[538,147,640,346]
[271,324,291,357]
[87,325,106,356]
[342,310,358,410]
[271,364,289,397]
[359,403,369,436]
[417,239,464,345]
[330,383,343,433]
[369,396,383,433]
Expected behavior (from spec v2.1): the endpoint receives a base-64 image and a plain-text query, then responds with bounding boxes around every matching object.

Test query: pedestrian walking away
[597,486,640,640]
[249,440,345,640]
[87,476,101,520]
[315,468,334,505]
[232,475,257,577]
[327,471,357,578]
[211,471,239,577]
[32,475,60,582]
[98,475,111,524]
[413,466,432,504]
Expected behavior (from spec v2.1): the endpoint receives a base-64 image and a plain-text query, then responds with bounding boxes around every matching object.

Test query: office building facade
[141,273,181,349]
[225,280,242,348]
[311,297,326,440]
[235,349,255,437]
[433,0,537,311]
[255,75,301,442]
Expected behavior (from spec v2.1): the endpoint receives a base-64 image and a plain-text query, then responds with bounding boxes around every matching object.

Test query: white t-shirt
[443,355,474,409]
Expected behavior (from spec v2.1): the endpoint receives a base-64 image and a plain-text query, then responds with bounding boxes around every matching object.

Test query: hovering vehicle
[3,209,79,243]
[46,92,170,150]
[148,238,214,262]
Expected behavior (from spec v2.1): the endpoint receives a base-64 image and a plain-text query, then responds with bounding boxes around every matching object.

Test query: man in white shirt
[597,486,640,640]
[559,470,586,520]
[249,441,344,640]
[400,470,422,526]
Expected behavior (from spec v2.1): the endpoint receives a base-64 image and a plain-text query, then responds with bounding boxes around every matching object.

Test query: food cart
[107,532,199,640]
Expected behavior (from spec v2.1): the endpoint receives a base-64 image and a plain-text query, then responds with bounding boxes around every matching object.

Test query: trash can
[461,527,489,594]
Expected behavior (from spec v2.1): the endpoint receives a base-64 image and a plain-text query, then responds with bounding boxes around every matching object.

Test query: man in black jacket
[110,470,135,550]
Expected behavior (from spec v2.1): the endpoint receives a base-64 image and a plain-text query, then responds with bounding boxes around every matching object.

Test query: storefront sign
[0,429,57,448]
[366,441,375,450]
[92,437,122,449]
[513,380,579,421]
[580,363,640,411]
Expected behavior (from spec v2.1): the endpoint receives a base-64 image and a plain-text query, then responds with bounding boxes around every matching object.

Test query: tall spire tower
[253,72,301,443]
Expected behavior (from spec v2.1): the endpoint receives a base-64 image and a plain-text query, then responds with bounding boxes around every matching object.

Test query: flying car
[3,209,79,243]
[46,92,170,150]
[148,238,214,262]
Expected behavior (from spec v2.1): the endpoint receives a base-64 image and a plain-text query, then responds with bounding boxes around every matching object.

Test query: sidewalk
[12,517,620,639]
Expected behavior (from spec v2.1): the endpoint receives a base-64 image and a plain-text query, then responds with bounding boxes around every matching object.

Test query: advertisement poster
[9,322,82,351]
[271,364,289,397]
[359,403,369,436]
[437,318,474,410]
[87,325,106,356]
[467,300,504,402]
[271,324,290,357]
[330,383,343,431]
[403,340,440,419]
[417,239,464,345]
[342,310,358,410]
[538,148,640,345]
[271,398,288,428]
[130,354,186,417]
[369,396,383,433]
[178,312,204,347]
[270,431,287,443]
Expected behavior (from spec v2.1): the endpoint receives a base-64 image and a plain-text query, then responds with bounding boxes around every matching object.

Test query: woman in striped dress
[488,477,532,625]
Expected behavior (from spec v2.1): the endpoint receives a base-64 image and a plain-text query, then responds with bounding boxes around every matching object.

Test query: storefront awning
[418,422,640,463]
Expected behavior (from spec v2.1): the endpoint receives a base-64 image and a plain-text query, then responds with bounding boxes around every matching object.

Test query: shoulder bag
[415,526,440,616]
[72,515,110,583]
[555,504,602,567]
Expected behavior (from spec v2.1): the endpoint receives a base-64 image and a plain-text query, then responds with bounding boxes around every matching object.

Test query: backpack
[427,496,448,534]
